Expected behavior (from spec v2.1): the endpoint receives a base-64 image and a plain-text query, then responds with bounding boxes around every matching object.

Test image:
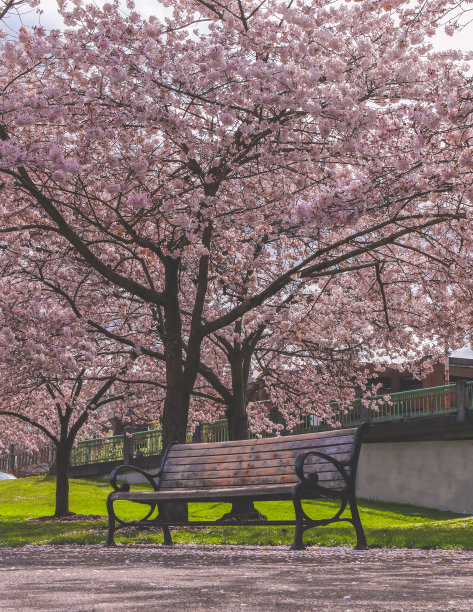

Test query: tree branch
[11,164,167,307]
[0,410,59,446]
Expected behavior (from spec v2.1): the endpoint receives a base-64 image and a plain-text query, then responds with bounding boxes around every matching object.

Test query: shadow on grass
[3,515,473,549]
[0,520,107,547]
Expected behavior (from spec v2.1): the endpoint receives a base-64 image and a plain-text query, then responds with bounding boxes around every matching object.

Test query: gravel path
[2,545,473,611]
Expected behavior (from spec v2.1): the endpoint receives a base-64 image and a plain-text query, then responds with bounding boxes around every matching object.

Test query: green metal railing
[371,384,457,422]
[131,429,164,459]
[201,419,229,443]
[71,427,191,466]
[70,381,473,467]
[71,434,124,466]
[334,384,457,427]
[198,415,321,445]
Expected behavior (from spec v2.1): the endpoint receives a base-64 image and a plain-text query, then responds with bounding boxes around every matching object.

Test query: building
[371,348,473,395]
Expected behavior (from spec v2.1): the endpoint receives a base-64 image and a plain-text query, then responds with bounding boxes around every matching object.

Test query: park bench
[105,422,370,550]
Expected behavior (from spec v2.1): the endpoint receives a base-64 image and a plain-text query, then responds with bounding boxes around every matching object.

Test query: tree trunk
[162,258,187,446]
[160,257,189,522]
[220,353,267,522]
[55,442,71,517]
[226,393,249,442]
[162,383,189,446]
[161,385,189,523]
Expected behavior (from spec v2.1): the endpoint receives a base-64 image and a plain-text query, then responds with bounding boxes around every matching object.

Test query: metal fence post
[7,443,17,474]
[359,405,372,425]
[456,380,468,423]
[192,424,202,444]
[123,427,134,463]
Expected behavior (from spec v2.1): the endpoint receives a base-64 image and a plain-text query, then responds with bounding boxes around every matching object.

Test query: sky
[1,0,472,54]
[1,0,169,35]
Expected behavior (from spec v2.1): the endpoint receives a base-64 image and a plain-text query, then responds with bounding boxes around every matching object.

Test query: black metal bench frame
[105,422,370,550]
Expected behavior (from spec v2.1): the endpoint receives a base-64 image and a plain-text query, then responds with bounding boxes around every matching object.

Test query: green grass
[1,475,472,549]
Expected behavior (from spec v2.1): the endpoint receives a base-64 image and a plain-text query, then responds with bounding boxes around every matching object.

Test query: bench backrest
[159,427,362,491]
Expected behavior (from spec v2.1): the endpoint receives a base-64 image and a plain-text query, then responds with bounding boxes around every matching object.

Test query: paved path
[1,545,473,611]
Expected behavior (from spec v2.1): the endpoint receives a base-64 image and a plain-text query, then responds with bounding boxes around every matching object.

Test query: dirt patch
[28,514,107,522]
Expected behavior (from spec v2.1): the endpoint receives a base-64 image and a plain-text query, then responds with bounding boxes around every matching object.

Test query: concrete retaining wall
[356,440,473,514]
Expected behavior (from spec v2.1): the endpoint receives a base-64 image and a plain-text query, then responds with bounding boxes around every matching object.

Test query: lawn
[1,475,472,549]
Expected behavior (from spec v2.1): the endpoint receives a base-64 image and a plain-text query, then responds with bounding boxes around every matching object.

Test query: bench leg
[290,496,306,551]
[349,493,367,550]
[105,495,117,547]
[162,525,173,546]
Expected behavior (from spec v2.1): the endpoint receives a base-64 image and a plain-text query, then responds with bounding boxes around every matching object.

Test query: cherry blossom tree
[193,248,468,431]
[0,275,135,516]
[0,0,472,456]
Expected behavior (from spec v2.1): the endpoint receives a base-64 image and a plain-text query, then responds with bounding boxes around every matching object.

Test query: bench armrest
[294,451,350,488]
[110,464,159,492]
[109,441,178,493]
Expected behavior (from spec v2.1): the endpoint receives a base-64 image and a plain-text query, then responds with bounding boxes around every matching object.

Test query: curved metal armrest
[110,464,159,492]
[109,441,178,493]
[294,451,350,487]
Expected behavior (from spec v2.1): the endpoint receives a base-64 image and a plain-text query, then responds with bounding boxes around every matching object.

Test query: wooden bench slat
[166,440,354,462]
[165,451,350,471]
[171,427,358,452]
[169,435,355,458]
[160,459,348,484]
[112,478,346,501]
[162,474,301,488]
[160,477,344,490]
[113,483,296,502]
[162,455,351,475]
[160,470,345,490]
[164,450,352,475]
[161,462,339,486]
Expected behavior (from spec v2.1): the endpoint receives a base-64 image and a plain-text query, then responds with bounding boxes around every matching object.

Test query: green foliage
[0,476,471,549]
